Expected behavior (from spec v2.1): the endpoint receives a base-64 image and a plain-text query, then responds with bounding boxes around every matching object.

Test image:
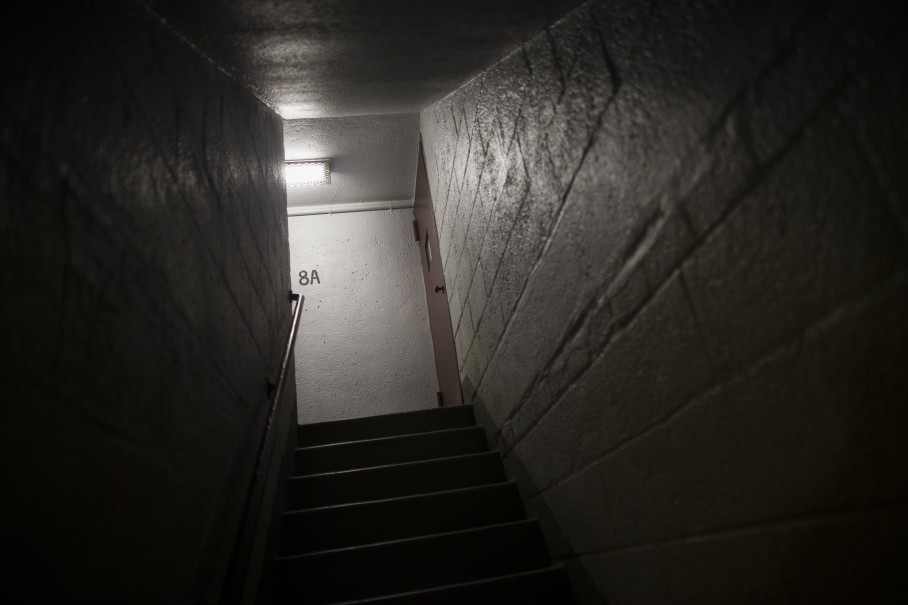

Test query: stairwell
[271,405,575,603]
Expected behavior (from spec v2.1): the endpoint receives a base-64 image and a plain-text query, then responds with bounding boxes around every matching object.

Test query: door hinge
[412,219,420,241]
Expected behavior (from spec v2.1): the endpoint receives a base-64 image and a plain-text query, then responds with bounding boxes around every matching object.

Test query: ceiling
[144,0,585,118]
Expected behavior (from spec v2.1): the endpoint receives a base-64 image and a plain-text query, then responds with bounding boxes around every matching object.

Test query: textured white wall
[289,210,438,424]
[284,114,419,212]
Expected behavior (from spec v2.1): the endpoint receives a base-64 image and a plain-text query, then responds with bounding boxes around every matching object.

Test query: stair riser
[298,405,475,447]
[275,522,551,603]
[287,452,505,509]
[294,427,488,474]
[281,482,524,555]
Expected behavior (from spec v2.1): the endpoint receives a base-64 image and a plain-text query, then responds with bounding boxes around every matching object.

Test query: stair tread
[287,451,506,509]
[294,426,488,475]
[332,566,575,604]
[298,405,475,447]
[275,520,551,602]
[290,449,500,480]
[280,481,525,555]
[284,479,520,514]
[276,518,536,560]
[296,425,484,451]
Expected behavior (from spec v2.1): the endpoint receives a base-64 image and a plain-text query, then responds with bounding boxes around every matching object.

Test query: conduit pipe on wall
[287,199,413,216]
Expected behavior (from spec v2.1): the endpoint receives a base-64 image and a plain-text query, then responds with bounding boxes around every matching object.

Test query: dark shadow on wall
[0,2,291,602]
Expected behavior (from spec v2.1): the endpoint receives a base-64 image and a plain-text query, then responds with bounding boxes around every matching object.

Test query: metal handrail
[268,291,304,411]
[223,290,304,604]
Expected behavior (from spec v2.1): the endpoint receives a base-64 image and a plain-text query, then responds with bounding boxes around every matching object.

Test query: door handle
[434,285,445,293]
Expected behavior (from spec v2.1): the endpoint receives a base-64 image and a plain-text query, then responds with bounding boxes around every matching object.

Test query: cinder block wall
[0,3,291,602]
[420,1,907,602]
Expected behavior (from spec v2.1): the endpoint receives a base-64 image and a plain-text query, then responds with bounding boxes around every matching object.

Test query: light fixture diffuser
[285,160,330,186]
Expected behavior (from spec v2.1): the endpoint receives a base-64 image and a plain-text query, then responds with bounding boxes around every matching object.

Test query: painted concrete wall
[0,3,291,602]
[289,210,438,424]
[421,1,908,603]
[284,114,419,212]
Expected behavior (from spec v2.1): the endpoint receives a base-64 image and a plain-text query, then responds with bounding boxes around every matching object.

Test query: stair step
[332,566,576,604]
[281,482,525,555]
[274,520,551,603]
[287,451,505,510]
[298,405,475,447]
[294,426,488,474]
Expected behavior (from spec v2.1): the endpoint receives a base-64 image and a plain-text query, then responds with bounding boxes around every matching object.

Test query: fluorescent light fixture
[285,160,330,186]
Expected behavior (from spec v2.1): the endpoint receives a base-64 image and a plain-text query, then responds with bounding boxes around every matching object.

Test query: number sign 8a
[298,269,321,286]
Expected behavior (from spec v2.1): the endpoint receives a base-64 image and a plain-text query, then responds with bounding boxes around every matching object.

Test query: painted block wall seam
[499,77,906,468]
[420,0,908,603]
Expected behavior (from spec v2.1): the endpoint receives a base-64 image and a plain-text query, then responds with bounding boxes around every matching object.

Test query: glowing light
[285,160,330,186]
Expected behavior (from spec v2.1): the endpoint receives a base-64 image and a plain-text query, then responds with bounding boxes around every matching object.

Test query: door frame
[413,138,462,407]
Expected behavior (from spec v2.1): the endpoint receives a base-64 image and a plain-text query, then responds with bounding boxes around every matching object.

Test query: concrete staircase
[273,405,575,603]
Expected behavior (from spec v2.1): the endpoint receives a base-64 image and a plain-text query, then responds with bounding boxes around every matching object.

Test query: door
[413,139,463,407]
